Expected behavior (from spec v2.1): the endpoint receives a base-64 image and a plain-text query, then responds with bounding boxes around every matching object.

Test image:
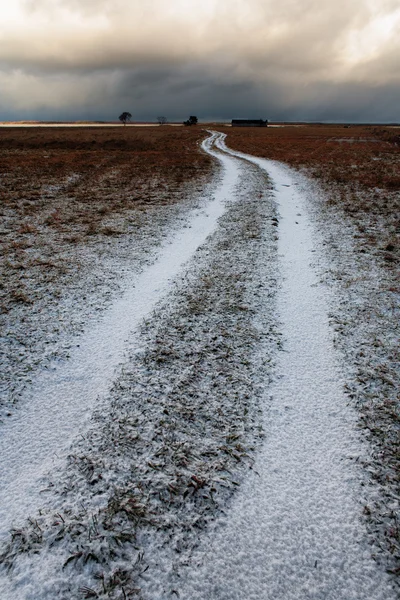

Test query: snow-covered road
[0,132,396,599]
[0,132,237,542]
[164,134,396,599]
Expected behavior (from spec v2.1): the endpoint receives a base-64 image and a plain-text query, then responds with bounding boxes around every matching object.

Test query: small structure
[232,119,269,127]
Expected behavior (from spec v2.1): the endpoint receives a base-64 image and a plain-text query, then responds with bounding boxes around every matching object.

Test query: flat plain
[0,124,399,599]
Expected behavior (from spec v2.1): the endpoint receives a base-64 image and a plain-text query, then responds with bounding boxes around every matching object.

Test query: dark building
[232,119,269,127]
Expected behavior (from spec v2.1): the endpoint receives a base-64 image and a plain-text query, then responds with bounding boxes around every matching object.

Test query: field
[219,124,400,260]
[220,123,400,579]
[0,124,399,598]
[0,125,211,305]
[0,126,213,412]
[1,126,212,309]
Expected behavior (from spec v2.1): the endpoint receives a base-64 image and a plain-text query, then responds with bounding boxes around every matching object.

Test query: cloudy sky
[1,0,399,122]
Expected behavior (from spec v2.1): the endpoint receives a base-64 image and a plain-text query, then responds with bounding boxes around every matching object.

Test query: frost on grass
[300,178,400,584]
[0,175,214,420]
[220,125,399,584]
[0,164,279,598]
[0,127,213,419]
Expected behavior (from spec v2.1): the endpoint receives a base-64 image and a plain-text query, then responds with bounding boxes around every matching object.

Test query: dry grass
[218,124,400,189]
[0,126,212,315]
[0,125,211,219]
[217,124,399,265]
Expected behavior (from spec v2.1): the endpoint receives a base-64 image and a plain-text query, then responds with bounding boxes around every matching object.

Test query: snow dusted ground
[295,173,400,578]
[0,133,279,597]
[0,133,235,543]
[0,132,397,599]
[144,137,395,599]
[0,170,212,419]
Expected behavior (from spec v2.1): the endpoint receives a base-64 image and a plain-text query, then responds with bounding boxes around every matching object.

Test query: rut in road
[141,133,396,600]
[0,134,278,600]
[0,131,237,543]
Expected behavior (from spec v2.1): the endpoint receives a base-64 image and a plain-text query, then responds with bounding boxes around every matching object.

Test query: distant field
[0,126,212,315]
[0,122,185,127]
[220,124,400,190]
[220,124,400,265]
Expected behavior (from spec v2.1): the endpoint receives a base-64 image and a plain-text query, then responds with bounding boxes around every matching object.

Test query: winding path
[0,132,238,542]
[168,133,396,600]
[0,132,395,599]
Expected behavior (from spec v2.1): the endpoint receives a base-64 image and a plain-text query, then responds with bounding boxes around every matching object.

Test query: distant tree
[119,112,132,125]
[157,116,167,125]
[183,115,198,126]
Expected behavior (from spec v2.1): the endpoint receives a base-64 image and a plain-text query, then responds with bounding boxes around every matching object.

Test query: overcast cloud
[0,0,399,121]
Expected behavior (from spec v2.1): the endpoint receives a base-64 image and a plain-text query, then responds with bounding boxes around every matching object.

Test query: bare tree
[157,116,167,125]
[119,112,132,125]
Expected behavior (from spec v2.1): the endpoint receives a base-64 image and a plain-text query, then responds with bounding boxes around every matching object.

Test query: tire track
[0,132,237,543]
[143,133,397,600]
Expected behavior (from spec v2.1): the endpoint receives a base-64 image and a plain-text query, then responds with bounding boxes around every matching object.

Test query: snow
[1,170,212,416]
[0,133,278,599]
[0,132,237,543]
[139,134,396,599]
[293,169,400,576]
[0,131,396,599]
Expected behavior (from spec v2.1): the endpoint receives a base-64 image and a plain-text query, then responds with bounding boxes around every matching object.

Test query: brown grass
[0,126,211,224]
[217,124,400,189]
[0,126,213,314]
[217,124,399,264]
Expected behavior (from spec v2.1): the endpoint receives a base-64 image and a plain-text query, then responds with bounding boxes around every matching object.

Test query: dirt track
[0,130,398,599]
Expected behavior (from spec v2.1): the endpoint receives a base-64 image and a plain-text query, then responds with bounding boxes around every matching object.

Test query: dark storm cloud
[1,0,400,121]
[110,64,400,123]
[113,65,273,120]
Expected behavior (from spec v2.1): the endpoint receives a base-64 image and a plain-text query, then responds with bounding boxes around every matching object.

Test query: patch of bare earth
[219,124,400,581]
[0,126,213,417]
